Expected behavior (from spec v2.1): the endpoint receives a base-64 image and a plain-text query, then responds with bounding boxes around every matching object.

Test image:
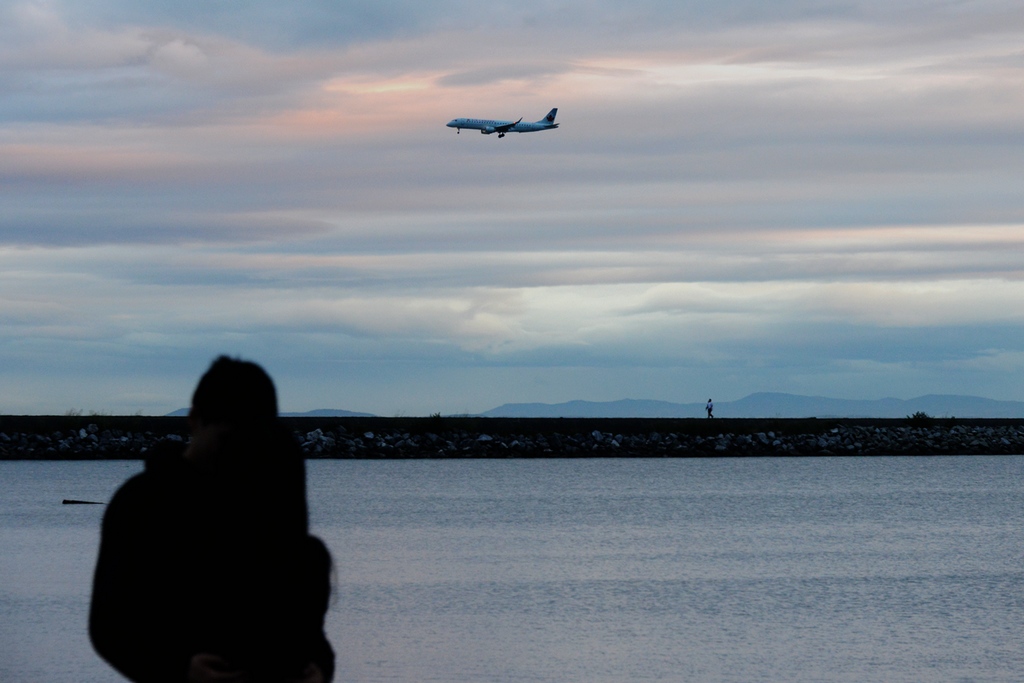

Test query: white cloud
[1,1,151,69]
[149,38,208,76]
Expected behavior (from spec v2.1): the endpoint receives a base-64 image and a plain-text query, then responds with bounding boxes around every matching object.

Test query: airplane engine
[482,126,495,134]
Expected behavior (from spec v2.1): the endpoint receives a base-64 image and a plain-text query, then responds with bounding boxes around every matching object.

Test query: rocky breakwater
[0,423,185,459]
[3,418,1024,459]
[295,422,1024,458]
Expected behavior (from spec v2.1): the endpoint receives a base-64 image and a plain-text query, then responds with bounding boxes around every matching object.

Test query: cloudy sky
[2,0,1023,416]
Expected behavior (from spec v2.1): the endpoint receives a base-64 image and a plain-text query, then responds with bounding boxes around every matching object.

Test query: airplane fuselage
[446,109,559,138]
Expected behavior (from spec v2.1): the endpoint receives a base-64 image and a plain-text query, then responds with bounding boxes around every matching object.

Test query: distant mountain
[477,399,697,418]
[283,409,376,418]
[164,408,376,418]
[162,393,1024,420]
[479,393,1024,418]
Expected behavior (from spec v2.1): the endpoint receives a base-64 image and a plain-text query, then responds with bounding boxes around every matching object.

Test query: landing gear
[498,132,505,138]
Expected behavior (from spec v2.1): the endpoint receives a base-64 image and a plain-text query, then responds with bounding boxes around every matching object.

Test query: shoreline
[2,415,1024,459]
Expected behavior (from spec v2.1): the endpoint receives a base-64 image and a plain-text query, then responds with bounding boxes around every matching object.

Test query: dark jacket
[90,436,334,682]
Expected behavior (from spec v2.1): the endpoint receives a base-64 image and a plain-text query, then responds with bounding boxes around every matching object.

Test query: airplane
[446,108,559,138]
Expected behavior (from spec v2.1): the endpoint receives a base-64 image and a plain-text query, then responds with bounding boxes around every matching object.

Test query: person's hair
[191,356,278,424]
[191,356,309,533]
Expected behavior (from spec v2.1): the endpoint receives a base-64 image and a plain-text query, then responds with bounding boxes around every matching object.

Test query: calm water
[2,457,1023,682]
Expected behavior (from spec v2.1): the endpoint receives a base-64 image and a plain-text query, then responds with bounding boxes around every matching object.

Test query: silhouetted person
[706,399,714,418]
[91,356,334,683]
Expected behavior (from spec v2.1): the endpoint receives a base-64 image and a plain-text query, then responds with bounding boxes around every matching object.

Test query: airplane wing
[494,118,522,133]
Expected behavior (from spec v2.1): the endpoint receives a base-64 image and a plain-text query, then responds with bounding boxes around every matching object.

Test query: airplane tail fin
[539,108,557,125]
